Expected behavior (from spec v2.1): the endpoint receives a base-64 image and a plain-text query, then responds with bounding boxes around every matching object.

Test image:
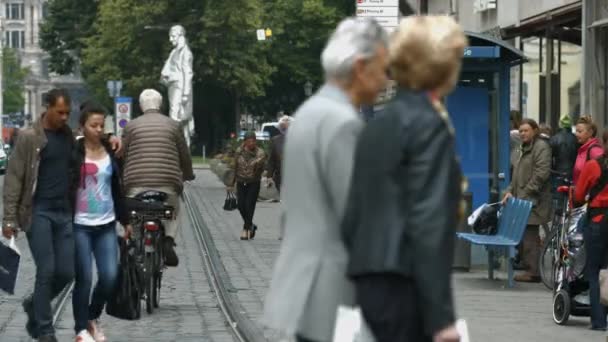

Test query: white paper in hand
[456,319,471,342]
[332,306,375,342]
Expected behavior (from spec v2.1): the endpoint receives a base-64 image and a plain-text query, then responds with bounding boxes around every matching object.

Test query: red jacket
[575,159,608,221]
[573,138,603,183]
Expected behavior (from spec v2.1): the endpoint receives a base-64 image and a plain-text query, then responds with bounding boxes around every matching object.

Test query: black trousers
[355,273,433,342]
[237,181,260,229]
[583,213,608,329]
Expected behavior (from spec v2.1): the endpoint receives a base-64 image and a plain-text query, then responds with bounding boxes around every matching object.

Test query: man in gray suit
[263,18,389,342]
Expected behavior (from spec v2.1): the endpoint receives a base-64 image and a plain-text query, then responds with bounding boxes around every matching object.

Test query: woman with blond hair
[342,15,465,342]
[573,115,603,183]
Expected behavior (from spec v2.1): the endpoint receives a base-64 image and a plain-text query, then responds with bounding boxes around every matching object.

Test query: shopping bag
[223,191,238,211]
[106,238,141,320]
[599,269,608,306]
[332,306,375,342]
[456,319,471,342]
[0,236,20,294]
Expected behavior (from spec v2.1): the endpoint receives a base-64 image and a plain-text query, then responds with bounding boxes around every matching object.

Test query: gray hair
[321,17,388,81]
[170,25,186,36]
[139,89,162,112]
[278,115,293,131]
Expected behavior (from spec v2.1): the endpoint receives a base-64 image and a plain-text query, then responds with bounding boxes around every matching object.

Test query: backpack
[589,157,608,202]
[586,143,603,162]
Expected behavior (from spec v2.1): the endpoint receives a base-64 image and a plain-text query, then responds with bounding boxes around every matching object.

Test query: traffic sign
[356,0,399,33]
[114,97,132,137]
[356,0,398,6]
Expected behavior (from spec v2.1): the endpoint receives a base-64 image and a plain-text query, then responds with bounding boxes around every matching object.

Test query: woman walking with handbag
[227,131,266,240]
[70,102,132,342]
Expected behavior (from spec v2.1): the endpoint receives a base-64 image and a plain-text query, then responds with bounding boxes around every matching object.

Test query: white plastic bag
[332,306,375,342]
[599,269,608,306]
[456,319,471,342]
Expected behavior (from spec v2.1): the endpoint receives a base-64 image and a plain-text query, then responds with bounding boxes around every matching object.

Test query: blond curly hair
[389,15,467,95]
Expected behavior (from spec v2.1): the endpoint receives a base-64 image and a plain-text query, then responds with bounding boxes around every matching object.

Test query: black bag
[106,237,141,320]
[472,204,500,235]
[223,191,238,211]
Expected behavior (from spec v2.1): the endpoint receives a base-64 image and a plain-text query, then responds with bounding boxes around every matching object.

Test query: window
[5,3,24,20]
[42,3,49,19]
[5,30,25,48]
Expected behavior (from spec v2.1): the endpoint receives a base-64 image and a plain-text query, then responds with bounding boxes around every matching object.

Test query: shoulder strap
[590,157,608,201]
[586,143,602,161]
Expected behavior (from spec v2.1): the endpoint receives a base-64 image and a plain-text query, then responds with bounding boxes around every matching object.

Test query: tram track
[184,187,266,342]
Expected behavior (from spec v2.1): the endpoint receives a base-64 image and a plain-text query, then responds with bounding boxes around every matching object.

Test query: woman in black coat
[341,15,467,342]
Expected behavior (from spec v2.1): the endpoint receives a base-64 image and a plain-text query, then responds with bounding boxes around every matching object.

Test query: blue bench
[456,197,533,287]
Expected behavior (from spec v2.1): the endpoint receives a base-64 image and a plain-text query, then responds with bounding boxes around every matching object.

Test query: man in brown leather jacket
[2,89,120,342]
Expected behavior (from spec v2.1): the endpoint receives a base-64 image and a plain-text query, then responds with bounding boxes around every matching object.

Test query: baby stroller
[552,186,591,324]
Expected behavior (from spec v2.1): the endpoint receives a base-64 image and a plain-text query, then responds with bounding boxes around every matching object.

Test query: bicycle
[126,191,175,314]
[539,171,572,290]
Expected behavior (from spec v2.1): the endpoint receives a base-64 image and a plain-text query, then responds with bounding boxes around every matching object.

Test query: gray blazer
[263,84,364,341]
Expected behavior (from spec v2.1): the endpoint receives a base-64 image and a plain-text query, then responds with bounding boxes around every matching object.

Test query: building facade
[416,0,608,131]
[1,0,85,123]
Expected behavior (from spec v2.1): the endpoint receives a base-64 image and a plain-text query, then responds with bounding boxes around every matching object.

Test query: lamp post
[304,81,312,97]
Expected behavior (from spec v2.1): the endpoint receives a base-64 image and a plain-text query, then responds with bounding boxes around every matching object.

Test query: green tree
[245,0,343,117]
[39,0,99,75]
[2,48,28,113]
[196,0,274,127]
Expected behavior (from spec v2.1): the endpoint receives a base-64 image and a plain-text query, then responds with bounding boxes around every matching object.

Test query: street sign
[463,46,501,58]
[356,0,398,6]
[256,29,266,41]
[356,7,399,17]
[356,0,399,32]
[114,97,132,137]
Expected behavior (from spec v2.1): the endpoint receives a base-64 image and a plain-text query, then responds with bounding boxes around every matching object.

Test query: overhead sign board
[356,0,399,32]
[114,97,132,137]
[463,46,501,58]
[356,0,399,6]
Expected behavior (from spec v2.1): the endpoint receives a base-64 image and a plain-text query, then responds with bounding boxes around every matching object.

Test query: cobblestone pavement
[190,170,606,342]
[0,174,239,342]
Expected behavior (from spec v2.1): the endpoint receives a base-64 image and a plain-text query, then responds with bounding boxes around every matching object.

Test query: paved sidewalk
[0,186,238,342]
[190,169,606,342]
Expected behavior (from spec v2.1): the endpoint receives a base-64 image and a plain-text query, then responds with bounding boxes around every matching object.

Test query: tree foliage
[38,0,353,147]
[3,48,28,113]
[39,0,98,75]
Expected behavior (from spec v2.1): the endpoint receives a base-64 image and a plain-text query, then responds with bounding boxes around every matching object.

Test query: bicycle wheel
[539,229,559,290]
[144,252,155,314]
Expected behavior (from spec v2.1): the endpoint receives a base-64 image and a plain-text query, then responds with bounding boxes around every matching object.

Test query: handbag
[0,236,20,294]
[106,237,142,320]
[223,191,238,211]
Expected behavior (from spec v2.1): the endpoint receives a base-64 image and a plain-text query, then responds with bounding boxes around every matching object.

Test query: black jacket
[549,128,578,177]
[70,138,130,226]
[341,89,462,336]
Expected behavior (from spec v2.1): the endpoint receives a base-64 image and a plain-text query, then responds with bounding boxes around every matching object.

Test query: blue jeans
[72,222,118,333]
[583,214,608,329]
[26,204,74,336]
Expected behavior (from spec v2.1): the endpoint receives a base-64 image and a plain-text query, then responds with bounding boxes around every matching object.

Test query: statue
[161,25,195,146]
